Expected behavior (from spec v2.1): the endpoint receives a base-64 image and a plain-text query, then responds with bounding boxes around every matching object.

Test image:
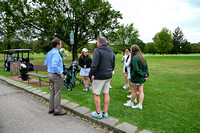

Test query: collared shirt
[44,48,63,75]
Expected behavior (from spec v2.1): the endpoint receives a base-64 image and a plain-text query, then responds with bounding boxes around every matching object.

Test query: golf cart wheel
[67,83,73,91]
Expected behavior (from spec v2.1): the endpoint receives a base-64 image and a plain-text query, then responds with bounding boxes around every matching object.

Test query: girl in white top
[124,48,138,102]
[121,48,131,89]
[125,53,131,80]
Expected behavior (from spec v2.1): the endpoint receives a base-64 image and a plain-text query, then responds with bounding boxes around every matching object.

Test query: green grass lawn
[0,53,200,133]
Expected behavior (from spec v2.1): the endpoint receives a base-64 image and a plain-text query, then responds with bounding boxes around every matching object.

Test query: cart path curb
[0,76,153,133]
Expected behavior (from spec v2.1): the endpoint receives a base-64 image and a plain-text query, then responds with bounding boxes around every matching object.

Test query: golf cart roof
[4,49,31,52]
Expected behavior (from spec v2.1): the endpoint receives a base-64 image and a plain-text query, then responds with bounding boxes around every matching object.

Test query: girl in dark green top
[123,45,149,109]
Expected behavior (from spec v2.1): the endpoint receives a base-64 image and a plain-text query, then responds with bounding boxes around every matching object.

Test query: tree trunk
[74,45,78,62]
[71,44,78,62]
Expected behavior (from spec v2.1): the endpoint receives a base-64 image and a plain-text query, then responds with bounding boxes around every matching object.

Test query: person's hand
[121,57,125,62]
[91,75,94,81]
[84,65,86,68]
[60,74,64,78]
[144,74,148,80]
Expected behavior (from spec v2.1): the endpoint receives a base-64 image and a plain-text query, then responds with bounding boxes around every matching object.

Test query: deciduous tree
[145,42,156,54]
[109,23,143,54]
[0,0,122,60]
[153,27,173,54]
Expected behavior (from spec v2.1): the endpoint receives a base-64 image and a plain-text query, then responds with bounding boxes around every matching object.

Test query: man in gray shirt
[89,36,115,119]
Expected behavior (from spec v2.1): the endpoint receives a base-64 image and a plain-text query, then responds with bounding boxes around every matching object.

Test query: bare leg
[131,84,138,102]
[103,93,110,113]
[138,85,144,105]
[83,76,88,88]
[129,81,133,91]
[137,90,139,94]
[125,72,129,85]
[93,93,101,113]
[88,77,92,86]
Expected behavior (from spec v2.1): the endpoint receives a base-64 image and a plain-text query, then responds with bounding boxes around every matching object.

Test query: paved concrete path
[0,80,106,133]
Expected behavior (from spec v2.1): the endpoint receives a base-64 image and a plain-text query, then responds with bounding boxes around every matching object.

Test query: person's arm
[51,53,63,75]
[132,57,146,76]
[121,56,125,63]
[113,53,115,70]
[83,57,87,68]
[44,53,49,66]
[89,49,100,78]
[144,59,149,80]
[44,59,47,66]
[125,56,131,67]
[88,57,92,68]
[78,57,84,68]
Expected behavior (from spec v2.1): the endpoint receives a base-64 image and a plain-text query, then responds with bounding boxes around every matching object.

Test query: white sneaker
[126,99,137,103]
[83,88,88,92]
[101,111,109,118]
[132,104,142,109]
[126,100,131,103]
[123,85,127,89]
[91,111,103,119]
[109,85,112,88]
[134,98,137,103]
[127,95,137,103]
[89,85,92,91]
[123,85,129,89]
[123,101,133,106]
[127,95,131,98]
[126,85,129,89]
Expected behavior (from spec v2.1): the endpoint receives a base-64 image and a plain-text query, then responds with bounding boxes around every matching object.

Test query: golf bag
[20,63,28,80]
[63,62,82,91]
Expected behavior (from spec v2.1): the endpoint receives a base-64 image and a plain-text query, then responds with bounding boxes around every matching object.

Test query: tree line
[0,0,199,58]
[145,27,200,54]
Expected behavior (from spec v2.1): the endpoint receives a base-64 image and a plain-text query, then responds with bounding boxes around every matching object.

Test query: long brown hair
[129,45,146,66]
[80,52,90,59]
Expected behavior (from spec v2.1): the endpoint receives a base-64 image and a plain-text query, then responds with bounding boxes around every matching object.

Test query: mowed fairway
[0,53,199,133]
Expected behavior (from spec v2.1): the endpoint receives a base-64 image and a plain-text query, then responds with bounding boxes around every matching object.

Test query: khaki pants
[48,73,63,112]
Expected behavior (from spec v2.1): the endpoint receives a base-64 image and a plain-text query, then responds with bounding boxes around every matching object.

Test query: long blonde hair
[129,45,146,66]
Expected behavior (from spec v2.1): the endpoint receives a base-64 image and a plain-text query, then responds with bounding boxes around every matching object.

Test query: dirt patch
[9,75,49,87]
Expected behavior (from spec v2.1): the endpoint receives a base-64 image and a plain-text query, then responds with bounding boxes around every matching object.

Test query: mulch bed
[9,75,49,87]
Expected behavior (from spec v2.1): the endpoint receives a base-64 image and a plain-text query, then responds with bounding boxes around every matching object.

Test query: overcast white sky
[107,0,200,43]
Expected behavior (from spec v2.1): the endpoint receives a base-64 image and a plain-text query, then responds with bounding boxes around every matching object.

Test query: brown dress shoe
[53,111,67,116]
[49,110,54,114]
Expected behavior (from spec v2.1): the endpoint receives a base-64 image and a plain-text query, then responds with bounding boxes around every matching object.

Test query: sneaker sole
[132,106,142,109]
[103,116,109,118]
[92,115,102,119]
[123,104,133,107]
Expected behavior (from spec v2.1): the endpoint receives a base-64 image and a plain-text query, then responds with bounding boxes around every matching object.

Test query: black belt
[49,72,58,74]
